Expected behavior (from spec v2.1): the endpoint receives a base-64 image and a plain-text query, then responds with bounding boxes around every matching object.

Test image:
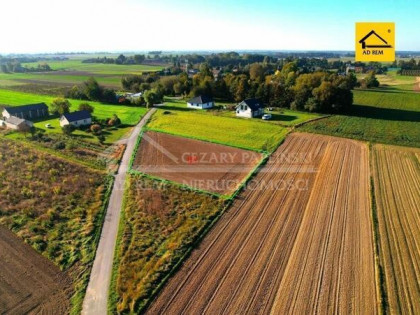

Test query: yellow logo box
[355,22,395,62]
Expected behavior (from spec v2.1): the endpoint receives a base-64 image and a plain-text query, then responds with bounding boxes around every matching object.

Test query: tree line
[82,54,146,65]
[129,61,357,113]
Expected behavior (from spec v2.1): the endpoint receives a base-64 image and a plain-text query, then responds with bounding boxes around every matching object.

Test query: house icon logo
[355,22,395,62]
[359,30,392,49]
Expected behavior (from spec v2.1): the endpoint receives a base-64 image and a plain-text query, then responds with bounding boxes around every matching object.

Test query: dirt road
[146,133,377,314]
[82,108,156,315]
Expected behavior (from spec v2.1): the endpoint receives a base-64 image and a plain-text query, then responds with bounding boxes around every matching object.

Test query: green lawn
[0,89,147,143]
[147,107,289,152]
[21,59,164,74]
[163,97,323,127]
[299,87,420,148]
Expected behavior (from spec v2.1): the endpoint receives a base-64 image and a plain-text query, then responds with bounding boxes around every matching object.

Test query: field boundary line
[293,114,331,128]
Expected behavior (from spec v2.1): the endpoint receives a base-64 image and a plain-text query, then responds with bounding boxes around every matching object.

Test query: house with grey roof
[187,95,214,109]
[1,116,33,131]
[236,98,264,118]
[60,110,92,127]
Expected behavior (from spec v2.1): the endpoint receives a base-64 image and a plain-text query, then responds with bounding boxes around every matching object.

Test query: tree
[249,63,265,82]
[83,77,102,101]
[365,71,380,88]
[108,114,121,126]
[134,54,145,64]
[51,98,71,115]
[62,124,75,135]
[90,124,102,135]
[78,103,94,113]
[143,90,159,108]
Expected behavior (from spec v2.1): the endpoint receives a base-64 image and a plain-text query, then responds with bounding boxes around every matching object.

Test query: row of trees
[50,98,94,116]
[0,62,52,73]
[146,61,357,113]
[396,58,420,71]
[82,54,146,65]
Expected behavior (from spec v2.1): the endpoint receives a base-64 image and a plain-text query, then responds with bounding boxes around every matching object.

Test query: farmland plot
[372,144,420,314]
[147,133,377,314]
[132,131,263,195]
[0,226,70,314]
[0,139,111,313]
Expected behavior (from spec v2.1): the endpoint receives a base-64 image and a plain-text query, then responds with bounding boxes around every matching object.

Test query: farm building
[187,95,214,109]
[236,98,264,118]
[0,116,33,131]
[60,110,92,127]
[2,103,49,120]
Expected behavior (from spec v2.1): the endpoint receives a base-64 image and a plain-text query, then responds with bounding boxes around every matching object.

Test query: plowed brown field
[372,144,420,314]
[132,131,263,195]
[0,226,71,315]
[146,133,377,314]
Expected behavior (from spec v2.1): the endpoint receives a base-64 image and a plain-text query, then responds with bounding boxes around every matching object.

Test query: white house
[236,98,264,118]
[60,110,92,127]
[187,95,214,109]
[1,116,33,131]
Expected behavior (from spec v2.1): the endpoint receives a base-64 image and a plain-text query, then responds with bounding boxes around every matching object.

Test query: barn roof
[62,110,91,122]
[188,95,213,104]
[4,103,48,114]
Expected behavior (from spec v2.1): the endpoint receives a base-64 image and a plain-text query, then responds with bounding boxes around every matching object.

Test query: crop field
[0,139,112,313]
[22,59,164,74]
[359,70,417,91]
[110,175,226,313]
[146,109,289,152]
[0,226,71,314]
[0,59,164,89]
[300,88,420,148]
[372,144,420,314]
[132,131,263,195]
[147,133,377,314]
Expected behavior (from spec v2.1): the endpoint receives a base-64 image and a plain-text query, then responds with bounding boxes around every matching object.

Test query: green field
[357,70,417,91]
[299,87,420,148]
[147,107,289,152]
[22,60,164,74]
[0,89,147,143]
[0,58,165,89]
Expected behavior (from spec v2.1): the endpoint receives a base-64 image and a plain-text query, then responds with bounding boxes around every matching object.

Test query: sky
[1,0,419,54]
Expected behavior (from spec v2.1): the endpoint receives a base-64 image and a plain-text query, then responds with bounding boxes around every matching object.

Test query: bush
[53,141,66,150]
[91,124,102,135]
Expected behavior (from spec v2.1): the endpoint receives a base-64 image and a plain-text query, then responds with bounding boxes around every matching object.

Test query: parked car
[45,123,52,128]
[262,114,272,120]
